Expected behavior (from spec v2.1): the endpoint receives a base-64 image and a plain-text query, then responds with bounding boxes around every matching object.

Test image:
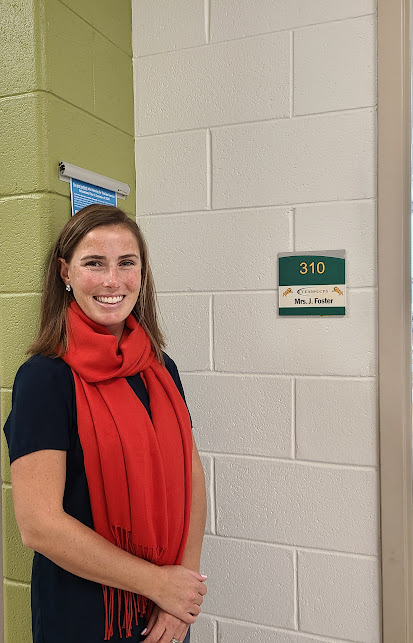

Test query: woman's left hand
[142,604,189,643]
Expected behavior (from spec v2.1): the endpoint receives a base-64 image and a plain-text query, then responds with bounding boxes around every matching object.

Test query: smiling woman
[3,205,207,643]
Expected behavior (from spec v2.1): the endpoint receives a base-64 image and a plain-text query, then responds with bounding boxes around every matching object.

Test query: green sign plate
[278,250,346,316]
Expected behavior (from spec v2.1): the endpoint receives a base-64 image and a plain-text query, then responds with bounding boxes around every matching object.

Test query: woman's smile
[93,295,126,305]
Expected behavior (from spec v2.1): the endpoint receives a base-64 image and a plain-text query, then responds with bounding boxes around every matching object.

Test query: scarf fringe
[103,527,167,640]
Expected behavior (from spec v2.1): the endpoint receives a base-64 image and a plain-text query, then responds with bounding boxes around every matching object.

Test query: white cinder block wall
[132,1,379,641]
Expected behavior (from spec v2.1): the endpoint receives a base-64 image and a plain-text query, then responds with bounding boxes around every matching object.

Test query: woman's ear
[58,257,69,284]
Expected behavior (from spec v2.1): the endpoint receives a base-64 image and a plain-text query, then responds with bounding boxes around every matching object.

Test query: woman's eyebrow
[80,254,139,261]
[81,254,105,261]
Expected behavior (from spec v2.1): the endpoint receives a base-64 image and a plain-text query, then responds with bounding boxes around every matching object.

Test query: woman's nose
[102,268,120,288]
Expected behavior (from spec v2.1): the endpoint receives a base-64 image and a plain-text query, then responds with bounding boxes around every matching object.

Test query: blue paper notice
[70,178,117,215]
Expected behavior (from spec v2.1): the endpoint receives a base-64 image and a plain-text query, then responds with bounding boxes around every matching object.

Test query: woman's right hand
[153,565,207,624]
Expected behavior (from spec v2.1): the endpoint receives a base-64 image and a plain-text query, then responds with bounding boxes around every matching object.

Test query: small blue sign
[70,178,117,215]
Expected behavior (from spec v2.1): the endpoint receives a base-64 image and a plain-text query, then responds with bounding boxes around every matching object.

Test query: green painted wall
[0,0,135,640]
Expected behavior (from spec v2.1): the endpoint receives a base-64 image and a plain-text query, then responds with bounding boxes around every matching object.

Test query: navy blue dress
[4,353,190,643]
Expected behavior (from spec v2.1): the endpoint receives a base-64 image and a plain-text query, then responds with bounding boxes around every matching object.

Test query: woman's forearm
[180,441,207,573]
[23,508,205,623]
[27,507,162,599]
[11,450,206,624]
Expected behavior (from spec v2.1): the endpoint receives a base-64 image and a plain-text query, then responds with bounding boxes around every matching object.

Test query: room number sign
[278,250,346,316]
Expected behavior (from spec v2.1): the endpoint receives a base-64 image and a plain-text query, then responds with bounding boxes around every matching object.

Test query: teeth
[95,296,124,304]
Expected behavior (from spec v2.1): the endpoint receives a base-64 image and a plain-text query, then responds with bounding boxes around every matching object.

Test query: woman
[4,204,207,643]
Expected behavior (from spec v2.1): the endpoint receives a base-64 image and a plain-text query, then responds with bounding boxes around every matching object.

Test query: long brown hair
[29,204,165,362]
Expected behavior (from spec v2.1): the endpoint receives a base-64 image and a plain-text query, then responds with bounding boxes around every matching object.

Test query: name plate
[278,251,346,316]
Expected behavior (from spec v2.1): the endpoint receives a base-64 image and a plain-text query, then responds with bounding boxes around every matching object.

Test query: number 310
[299,261,325,275]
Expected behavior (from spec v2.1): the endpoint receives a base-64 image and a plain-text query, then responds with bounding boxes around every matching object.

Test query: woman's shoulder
[17,353,71,376]
[161,352,187,402]
[162,352,179,376]
[14,354,73,394]
[5,355,74,461]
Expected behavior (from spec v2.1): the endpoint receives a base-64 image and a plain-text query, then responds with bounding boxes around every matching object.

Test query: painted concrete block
[295,201,376,288]
[192,613,215,643]
[0,295,41,389]
[45,94,136,214]
[136,131,208,215]
[218,622,328,643]
[94,32,134,134]
[2,486,33,583]
[298,551,380,641]
[4,579,31,643]
[140,208,291,291]
[1,391,12,430]
[136,32,289,135]
[158,294,211,372]
[2,431,11,485]
[296,378,377,465]
[200,454,213,535]
[201,535,294,628]
[212,111,376,209]
[1,390,12,484]
[1,92,135,212]
[215,458,379,554]
[2,92,135,212]
[132,0,206,56]
[0,194,70,294]
[0,95,47,196]
[294,16,376,115]
[214,291,376,377]
[182,374,292,457]
[59,0,132,55]
[44,0,94,113]
[210,0,377,41]
[0,0,37,97]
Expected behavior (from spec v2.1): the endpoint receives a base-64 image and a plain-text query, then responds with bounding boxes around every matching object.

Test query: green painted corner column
[0,0,135,640]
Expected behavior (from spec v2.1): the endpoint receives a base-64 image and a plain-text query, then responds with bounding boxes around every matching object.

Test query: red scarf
[62,302,193,640]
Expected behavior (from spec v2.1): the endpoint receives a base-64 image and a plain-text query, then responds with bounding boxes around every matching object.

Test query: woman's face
[59,224,142,341]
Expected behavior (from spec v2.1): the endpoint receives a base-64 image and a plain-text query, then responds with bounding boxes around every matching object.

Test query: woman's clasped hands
[143,565,207,643]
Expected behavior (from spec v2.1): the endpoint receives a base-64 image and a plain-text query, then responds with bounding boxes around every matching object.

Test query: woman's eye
[120,261,135,266]
[85,261,102,267]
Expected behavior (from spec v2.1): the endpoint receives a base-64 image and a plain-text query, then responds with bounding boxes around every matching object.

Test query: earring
[66,284,71,292]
